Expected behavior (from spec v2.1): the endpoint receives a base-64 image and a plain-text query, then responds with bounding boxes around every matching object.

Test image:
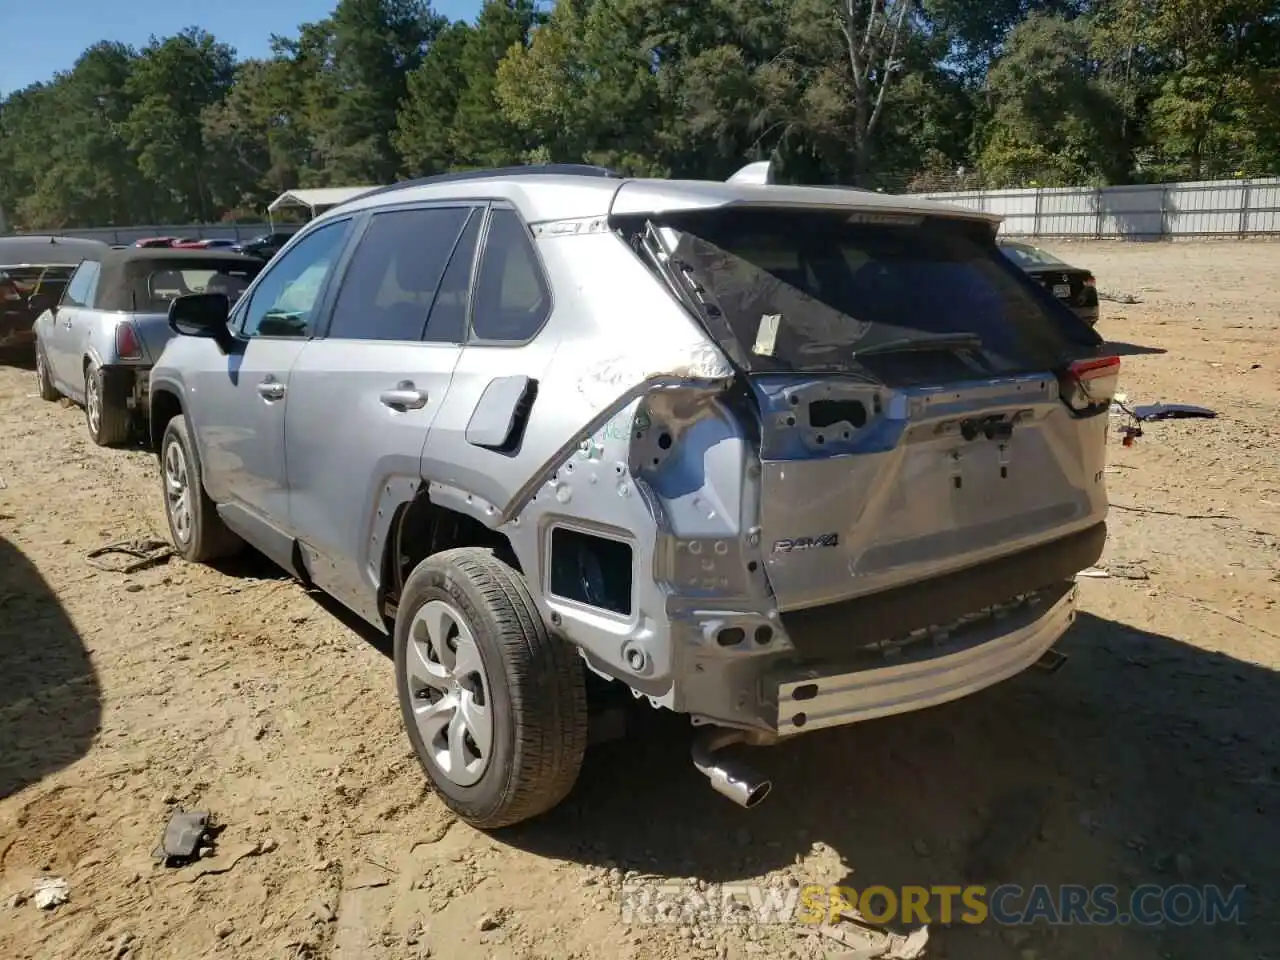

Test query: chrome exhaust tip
[692,727,772,809]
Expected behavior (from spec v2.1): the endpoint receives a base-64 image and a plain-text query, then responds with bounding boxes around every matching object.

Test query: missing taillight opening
[115,322,142,360]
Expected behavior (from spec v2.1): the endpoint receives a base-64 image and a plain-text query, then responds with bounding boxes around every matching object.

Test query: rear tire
[395,547,588,829]
[159,414,243,563]
[84,360,131,446]
[34,340,59,401]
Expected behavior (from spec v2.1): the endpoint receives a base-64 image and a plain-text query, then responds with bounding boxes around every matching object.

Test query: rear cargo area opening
[625,207,1102,388]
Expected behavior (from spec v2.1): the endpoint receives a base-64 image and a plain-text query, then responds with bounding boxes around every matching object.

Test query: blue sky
[0,0,484,96]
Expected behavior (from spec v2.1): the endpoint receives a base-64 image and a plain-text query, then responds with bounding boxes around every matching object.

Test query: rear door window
[423,209,482,343]
[651,209,1098,386]
[328,206,472,342]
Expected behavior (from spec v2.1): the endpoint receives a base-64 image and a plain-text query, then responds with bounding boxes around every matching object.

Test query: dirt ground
[1,239,1278,960]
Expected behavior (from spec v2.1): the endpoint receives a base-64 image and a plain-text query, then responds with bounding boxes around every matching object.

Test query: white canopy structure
[267,186,384,224]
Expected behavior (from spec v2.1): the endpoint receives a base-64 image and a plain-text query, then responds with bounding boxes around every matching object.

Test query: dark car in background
[998,239,1099,326]
[0,235,110,359]
[231,229,299,261]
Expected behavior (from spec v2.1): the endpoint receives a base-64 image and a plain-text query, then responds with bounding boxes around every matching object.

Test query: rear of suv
[148,162,1116,829]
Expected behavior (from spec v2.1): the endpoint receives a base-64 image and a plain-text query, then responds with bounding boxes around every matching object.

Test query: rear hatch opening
[615,204,1117,613]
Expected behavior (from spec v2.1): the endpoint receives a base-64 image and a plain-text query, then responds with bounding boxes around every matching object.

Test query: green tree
[977,13,1125,186]
[200,56,315,217]
[450,0,546,168]
[295,0,446,185]
[2,43,150,229]
[394,21,475,175]
[124,28,237,221]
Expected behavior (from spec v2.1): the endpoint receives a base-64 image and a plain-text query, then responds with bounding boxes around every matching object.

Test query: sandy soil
[1,239,1278,960]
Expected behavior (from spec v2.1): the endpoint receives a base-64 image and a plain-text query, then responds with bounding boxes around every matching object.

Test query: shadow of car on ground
[498,612,1279,960]
[0,535,102,801]
[264,552,1276,960]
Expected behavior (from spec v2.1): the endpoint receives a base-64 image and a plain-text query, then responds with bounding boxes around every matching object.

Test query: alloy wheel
[163,439,193,545]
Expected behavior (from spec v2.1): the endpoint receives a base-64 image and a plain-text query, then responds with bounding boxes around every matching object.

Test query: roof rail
[335,164,625,208]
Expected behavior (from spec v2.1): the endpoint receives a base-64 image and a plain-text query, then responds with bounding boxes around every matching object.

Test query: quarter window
[470,208,551,342]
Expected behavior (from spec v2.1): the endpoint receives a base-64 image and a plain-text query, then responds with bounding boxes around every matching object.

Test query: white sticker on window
[753,313,781,356]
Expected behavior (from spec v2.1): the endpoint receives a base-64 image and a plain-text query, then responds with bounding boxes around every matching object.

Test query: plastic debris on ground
[153,810,213,866]
[1108,393,1217,447]
[31,877,69,909]
[86,538,174,574]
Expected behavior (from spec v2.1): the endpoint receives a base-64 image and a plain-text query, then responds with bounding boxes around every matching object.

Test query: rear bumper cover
[770,581,1076,735]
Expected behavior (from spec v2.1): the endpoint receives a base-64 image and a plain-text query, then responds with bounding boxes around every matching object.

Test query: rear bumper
[100,363,151,413]
[674,523,1103,736]
[770,581,1076,735]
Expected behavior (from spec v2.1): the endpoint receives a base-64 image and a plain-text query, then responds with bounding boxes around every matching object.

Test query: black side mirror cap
[169,293,234,352]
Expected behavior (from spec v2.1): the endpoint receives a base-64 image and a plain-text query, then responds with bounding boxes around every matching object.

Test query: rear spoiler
[723,160,1001,230]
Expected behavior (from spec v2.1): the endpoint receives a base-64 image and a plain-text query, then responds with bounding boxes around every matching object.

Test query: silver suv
[149,162,1116,829]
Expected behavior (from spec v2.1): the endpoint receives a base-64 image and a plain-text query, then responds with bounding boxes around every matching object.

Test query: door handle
[257,379,286,401]
[379,382,428,410]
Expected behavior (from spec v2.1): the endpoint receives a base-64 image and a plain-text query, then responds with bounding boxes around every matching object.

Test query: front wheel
[34,340,59,401]
[159,414,243,563]
[395,547,588,829]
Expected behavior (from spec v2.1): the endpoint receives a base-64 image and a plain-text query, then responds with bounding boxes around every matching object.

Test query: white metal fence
[919,177,1280,239]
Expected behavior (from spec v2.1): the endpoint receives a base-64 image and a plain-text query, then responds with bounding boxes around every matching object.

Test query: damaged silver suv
[149,162,1117,829]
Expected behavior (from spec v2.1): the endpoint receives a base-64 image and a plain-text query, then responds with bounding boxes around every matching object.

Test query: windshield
[999,242,1066,268]
[645,209,1095,385]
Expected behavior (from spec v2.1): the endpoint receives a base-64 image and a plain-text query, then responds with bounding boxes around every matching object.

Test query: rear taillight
[115,321,143,360]
[1059,355,1119,413]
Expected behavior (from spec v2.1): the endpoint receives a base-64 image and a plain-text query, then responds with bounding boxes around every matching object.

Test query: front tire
[159,414,243,563]
[84,360,131,446]
[34,340,59,401]
[395,547,588,829]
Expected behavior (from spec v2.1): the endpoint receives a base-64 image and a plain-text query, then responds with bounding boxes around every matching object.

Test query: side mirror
[168,293,234,352]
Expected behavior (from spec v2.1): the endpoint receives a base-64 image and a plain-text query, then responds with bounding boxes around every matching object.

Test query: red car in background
[171,238,237,250]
